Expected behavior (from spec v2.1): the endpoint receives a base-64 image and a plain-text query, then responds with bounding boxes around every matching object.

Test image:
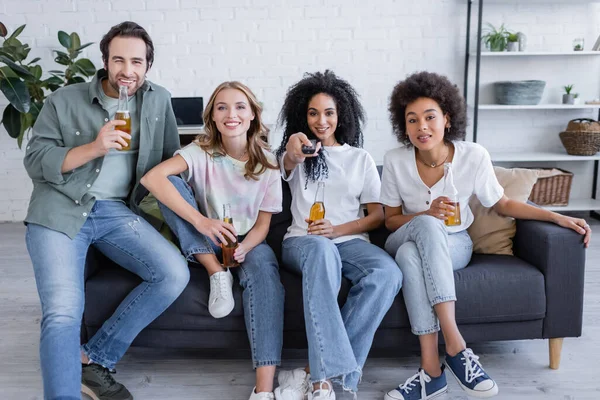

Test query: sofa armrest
[513,219,586,338]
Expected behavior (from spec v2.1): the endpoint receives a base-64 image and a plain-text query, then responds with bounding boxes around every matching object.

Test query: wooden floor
[1,218,599,400]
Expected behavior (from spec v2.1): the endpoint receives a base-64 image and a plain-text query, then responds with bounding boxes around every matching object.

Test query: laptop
[171,97,204,131]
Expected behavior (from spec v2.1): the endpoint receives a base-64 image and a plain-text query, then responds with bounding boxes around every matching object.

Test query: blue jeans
[159,176,284,368]
[384,215,473,335]
[281,235,402,392]
[25,200,190,400]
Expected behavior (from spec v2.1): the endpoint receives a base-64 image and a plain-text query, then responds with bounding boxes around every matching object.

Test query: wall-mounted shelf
[491,151,600,162]
[470,51,600,57]
[474,104,600,110]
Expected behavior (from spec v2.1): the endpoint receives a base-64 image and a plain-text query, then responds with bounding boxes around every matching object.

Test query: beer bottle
[308,181,326,224]
[115,85,131,151]
[443,163,461,226]
[221,203,239,267]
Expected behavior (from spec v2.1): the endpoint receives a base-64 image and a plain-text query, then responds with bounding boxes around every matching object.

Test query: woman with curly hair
[142,81,284,400]
[382,71,591,400]
[274,70,402,400]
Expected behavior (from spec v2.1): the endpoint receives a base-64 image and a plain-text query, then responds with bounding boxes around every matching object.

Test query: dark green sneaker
[81,363,133,400]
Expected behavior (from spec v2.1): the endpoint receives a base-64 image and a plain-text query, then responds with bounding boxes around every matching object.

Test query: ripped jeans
[26,200,190,400]
[281,236,402,393]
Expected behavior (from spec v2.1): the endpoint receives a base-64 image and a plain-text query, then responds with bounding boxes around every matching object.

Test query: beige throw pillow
[467,166,539,255]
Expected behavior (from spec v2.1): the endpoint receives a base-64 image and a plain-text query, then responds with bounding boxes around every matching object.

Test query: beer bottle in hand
[221,203,239,267]
[443,163,461,226]
[308,181,326,224]
[115,85,131,151]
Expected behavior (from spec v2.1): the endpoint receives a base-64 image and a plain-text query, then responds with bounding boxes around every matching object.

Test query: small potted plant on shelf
[563,84,575,104]
[482,23,509,52]
[507,32,519,51]
[573,38,584,51]
[573,93,581,105]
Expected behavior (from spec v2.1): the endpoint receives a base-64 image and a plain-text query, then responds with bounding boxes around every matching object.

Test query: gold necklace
[226,148,248,161]
[417,146,449,168]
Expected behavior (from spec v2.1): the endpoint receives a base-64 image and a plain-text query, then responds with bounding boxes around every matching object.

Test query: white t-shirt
[380,141,504,233]
[176,144,283,236]
[283,144,381,243]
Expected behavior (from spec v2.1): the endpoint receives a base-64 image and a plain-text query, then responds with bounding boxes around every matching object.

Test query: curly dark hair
[276,70,365,185]
[388,71,467,146]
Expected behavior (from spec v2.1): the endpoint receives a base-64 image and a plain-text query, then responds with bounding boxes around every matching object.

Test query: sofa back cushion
[467,166,539,255]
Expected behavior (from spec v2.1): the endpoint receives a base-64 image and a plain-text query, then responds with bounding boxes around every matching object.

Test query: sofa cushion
[454,254,546,324]
[279,253,546,331]
[84,264,247,332]
[468,167,539,255]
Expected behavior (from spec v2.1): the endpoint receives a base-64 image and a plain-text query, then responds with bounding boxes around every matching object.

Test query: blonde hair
[195,81,277,180]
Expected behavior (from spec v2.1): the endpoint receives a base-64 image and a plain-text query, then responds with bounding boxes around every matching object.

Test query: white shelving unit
[465,0,600,215]
[544,199,600,212]
[476,104,600,110]
[490,151,600,162]
[470,51,600,57]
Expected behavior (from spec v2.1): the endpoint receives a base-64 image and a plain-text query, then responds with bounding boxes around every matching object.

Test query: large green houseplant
[0,22,97,148]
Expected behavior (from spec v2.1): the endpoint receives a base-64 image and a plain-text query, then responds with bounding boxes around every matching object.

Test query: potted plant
[563,85,575,104]
[482,23,509,52]
[0,22,96,147]
[507,32,519,52]
[573,93,581,105]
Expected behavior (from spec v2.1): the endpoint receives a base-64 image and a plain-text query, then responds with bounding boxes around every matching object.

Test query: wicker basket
[559,118,600,156]
[528,168,573,206]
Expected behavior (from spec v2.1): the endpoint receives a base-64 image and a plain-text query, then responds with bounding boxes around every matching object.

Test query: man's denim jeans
[26,200,190,400]
[158,176,285,369]
[281,235,402,393]
[384,215,473,335]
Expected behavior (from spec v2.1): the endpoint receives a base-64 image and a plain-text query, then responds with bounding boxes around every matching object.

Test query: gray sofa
[82,176,586,369]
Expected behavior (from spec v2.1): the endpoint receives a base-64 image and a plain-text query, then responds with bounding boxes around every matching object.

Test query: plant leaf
[1,104,22,138]
[0,49,16,61]
[0,65,18,78]
[27,57,41,65]
[70,32,81,51]
[74,58,96,76]
[29,101,44,121]
[0,77,30,113]
[76,42,94,51]
[0,22,7,38]
[17,130,25,148]
[30,64,42,80]
[7,24,26,41]
[54,54,70,66]
[66,76,85,85]
[0,55,35,78]
[58,31,71,49]
[43,76,64,85]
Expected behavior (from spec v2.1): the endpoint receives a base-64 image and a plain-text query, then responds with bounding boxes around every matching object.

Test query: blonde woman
[142,82,284,400]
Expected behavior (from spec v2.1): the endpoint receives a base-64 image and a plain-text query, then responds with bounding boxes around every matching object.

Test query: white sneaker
[275,368,311,400]
[208,269,234,318]
[308,381,335,400]
[249,387,275,399]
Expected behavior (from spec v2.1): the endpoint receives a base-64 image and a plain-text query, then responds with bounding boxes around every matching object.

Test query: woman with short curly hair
[274,70,402,400]
[382,71,591,400]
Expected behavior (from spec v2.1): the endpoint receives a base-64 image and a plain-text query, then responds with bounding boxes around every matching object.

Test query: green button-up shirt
[23,69,180,239]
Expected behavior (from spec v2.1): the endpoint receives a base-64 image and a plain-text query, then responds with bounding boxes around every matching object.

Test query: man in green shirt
[23,21,189,400]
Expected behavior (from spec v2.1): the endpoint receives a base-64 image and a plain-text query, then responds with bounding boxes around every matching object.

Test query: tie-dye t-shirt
[175,143,283,236]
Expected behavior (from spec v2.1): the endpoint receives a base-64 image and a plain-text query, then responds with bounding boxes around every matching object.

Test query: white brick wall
[1,0,599,221]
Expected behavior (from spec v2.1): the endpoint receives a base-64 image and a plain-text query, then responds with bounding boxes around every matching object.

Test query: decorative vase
[507,41,519,52]
[517,32,527,51]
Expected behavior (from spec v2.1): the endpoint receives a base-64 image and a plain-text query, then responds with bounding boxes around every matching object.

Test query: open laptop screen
[171,97,204,127]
